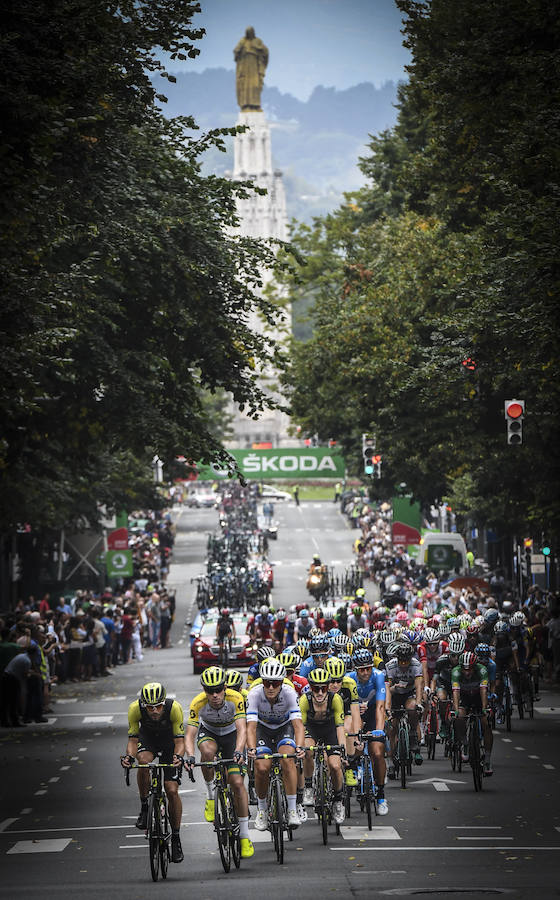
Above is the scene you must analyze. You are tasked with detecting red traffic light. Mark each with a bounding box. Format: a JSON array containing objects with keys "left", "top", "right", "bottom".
[
  {"left": 461, "top": 357, "right": 477, "bottom": 372},
  {"left": 505, "top": 401, "right": 524, "bottom": 419}
]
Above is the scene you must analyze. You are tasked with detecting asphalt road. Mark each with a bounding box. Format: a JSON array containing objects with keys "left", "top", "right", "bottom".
[{"left": 1, "top": 500, "right": 559, "bottom": 900}]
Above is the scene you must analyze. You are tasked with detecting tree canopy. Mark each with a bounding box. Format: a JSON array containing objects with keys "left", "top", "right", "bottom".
[
  {"left": 0, "top": 0, "right": 286, "bottom": 531},
  {"left": 279, "top": 0, "right": 559, "bottom": 540}
]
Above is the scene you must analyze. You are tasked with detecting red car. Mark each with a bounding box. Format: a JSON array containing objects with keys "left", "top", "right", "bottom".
[{"left": 191, "top": 612, "right": 255, "bottom": 675}]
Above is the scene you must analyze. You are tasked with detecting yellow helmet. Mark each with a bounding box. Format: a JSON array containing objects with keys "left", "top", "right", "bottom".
[
  {"left": 140, "top": 682, "right": 166, "bottom": 706},
  {"left": 277, "top": 652, "right": 298, "bottom": 671},
  {"left": 324, "top": 657, "right": 345, "bottom": 679},
  {"left": 201, "top": 666, "right": 226, "bottom": 690},
  {"left": 225, "top": 670, "right": 243, "bottom": 690},
  {"left": 372, "top": 651, "right": 383, "bottom": 669},
  {"left": 308, "top": 667, "right": 330, "bottom": 685}
]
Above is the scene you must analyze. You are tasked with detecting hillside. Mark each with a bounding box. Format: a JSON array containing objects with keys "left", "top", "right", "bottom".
[{"left": 155, "top": 68, "right": 400, "bottom": 222}]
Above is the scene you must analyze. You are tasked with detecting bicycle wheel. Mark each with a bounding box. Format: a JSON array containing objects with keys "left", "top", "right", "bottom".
[
  {"left": 398, "top": 727, "right": 408, "bottom": 789},
  {"left": 316, "top": 759, "right": 329, "bottom": 846},
  {"left": 147, "top": 795, "right": 160, "bottom": 882},
  {"left": 159, "top": 799, "right": 170, "bottom": 879},
  {"left": 344, "top": 781, "right": 351, "bottom": 819},
  {"left": 469, "top": 720, "right": 483, "bottom": 792},
  {"left": 226, "top": 788, "right": 241, "bottom": 869},
  {"left": 273, "top": 778, "right": 285, "bottom": 864},
  {"left": 504, "top": 687, "right": 512, "bottom": 732},
  {"left": 526, "top": 681, "right": 534, "bottom": 719},
  {"left": 427, "top": 707, "right": 437, "bottom": 760},
  {"left": 363, "top": 759, "right": 373, "bottom": 830},
  {"left": 215, "top": 786, "right": 231, "bottom": 873}
]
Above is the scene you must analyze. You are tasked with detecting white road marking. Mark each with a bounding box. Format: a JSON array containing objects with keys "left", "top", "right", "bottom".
[
  {"left": 101, "top": 696, "right": 125, "bottom": 701},
  {"left": 247, "top": 829, "right": 273, "bottom": 843},
  {"left": 0, "top": 819, "right": 18, "bottom": 832},
  {"left": 447, "top": 826, "right": 501, "bottom": 829},
  {"left": 49, "top": 777, "right": 59, "bottom": 783},
  {"left": 7, "top": 839, "right": 72, "bottom": 854},
  {"left": 433, "top": 782, "right": 450, "bottom": 791},
  {"left": 502, "top": 738, "right": 512, "bottom": 742},
  {"left": 529, "top": 755, "right": 540, "bottom": 759},
  {"left": 59, "top": 766, "right": 70, "bottom": 771},
  {"left": 70, "top": 756, "right": 79, "bottom": 761},
  {"left": 339, "top": 826, "right": 400, "bottom": 840},
  {"left": 82, "top": 716, "right": 113, "bottom": 723},
  {"left": 543, "top": 764, "right": 555, "bottom": 770},
  {"left": 34, "top": 790, "right": 47, "bottom": 796},
  {"left": 330, "top": 846, "right": 557, "bottom": 852},
  {"left": 19, "top": 809, "right": 31, "bottom": 815},
  {"left": 56, "top": 698, "right": 78, "bottom": 704},
  {"left": 412, "top": 777, "right": 465, "bottom": 785},
  {"left": 457, "top": 836, "right": 513, "bottom": 840},
  {"left": 514, "top": 746, "right": 525, "bottom": 751},
  {"left": 79, "top": 747, "right": 88, "bottom": 752},
  {"left": 119, "top": 845, "right": 145, "bottom": 850},
  {"left": 535, "top": 708, "right": 559, "bottom": 714}
]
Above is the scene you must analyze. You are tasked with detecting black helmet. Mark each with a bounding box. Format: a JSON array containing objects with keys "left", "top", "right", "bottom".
[{"left": 395, "top": 643, "right": 414, "bottom": 662}]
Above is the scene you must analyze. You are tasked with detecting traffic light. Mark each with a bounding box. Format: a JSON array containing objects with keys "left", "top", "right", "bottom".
[
  {"left": 372, "top": 454, "right": 382, "bottom": 478},
  {"left": 504, "top": 399, "right": 525, "bottom": 444},
  {"left": 362, "top": 433, "right": 376, "bottom": 475}
]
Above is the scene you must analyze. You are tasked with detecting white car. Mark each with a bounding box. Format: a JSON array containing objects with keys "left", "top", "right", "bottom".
[{"left": 261, "top": 485, "right": 293, "bottom": 502}]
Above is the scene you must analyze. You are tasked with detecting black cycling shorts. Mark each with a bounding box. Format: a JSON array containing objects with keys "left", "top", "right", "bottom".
[
  {"left": 197, "top": 726, "right": 240, "bottom": 773},
  {"left": 136, "top": 737, "right": 180, "bottom": 782},
  {"left": 304, "top": 719, "right": 340, "bottom": 755},
  {"left": 459, "top": 690, "right": 483, "bottom": 712},
  {"left": 390, "top": 691, "right": 415, "bottom": 710},
  {"left": 256, "top": 722, "right": 295, "bottom": 756}
]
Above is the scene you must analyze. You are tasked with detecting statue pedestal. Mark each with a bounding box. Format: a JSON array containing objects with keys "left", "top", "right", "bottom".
[{"left": 228, "top": 111, "right": 292, "bottom": 448}]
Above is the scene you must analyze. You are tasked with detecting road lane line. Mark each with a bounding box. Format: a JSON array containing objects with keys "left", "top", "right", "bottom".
[
  {"left": 446, "top": 826, "right": 502, "bottom": 829},
  {"left": 19, "top": 809, "right": 31, "bottom": 815},
  {"left": 34, "top": 790, "right": 47, "bottom": 796},
  {"left": 59, "top": 766, "right": 70, "bottom": 771},
  {"left": 529, "top": 755, "right": 539, "bottom": 759},
  {"left": 543, "top": 764, "right": 555, "bottom": 769},
  {"left": 49, "top": 777, "right": 59, "bottom": 783},
  {"left": 0, "top": 819, "right": 18, "bottom": 832},
  {"left": 329, "top": 846, "right": 558, "bottom": 852},
  {"left": 456, "top": 837, "right": 513, "bottom": 840}
]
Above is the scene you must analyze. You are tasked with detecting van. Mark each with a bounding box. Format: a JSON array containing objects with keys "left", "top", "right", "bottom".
[{"left": 415, "top": 532, "right": 468, "bottom": 574}]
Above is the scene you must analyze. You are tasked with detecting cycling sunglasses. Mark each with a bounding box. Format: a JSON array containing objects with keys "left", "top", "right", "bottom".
[
  {"left": 310, "top": 684, "right": 328, "bottom": 693},
  {"left": 204, "top": 686, "right": 225, "bottom": 695},
  {"left": 145, "top": 702, "right": 165, "bottom": 710},
  {"left": 328, "top": 677, "right": 343, "bottom": 684},
  {"left": 262, "top": 679, "right": 283, "bottom": 688}
]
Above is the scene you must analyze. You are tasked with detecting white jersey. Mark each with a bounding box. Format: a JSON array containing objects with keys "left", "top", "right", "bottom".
[{"left": 246, "top": 683, "right": 302, "bottom": 730}]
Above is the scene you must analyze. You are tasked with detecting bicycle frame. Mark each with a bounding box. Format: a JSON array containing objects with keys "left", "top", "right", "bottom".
[
  {"left": 195, "top": 758, "right": 241, "bottom": 873},
  {"left": 257, "top": 752, "right": 298, "bottom": 864},
  {"left": 124, "top": 761, "right": 185, "bottom": 882},
  {"left": 389, "top": 708, "right": 412, "bottom": 789}
]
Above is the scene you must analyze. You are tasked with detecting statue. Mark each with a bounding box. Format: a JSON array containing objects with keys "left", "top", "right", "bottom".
[{"left": 234, "top": 27, "right": 269, "bottom": 111}]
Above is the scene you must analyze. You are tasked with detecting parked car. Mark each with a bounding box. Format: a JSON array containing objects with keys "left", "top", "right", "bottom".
[
  {"left": 185, "top": 490, "right": 218, "bottom": 508},
  {"left": 190, "top": 610, "right": 255, "bottom": 674},
  {"left": 261, "top": 484, "right": 293, "bottom": 502}
]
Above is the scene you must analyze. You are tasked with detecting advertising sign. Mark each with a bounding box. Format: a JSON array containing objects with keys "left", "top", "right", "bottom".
[
  {"left": 106, "top": 550, "right": 133, "bottom": 578},
  {"left": 195, "top": 448, "right": 345, "bottom": 481},
  {"left": 107, "top": 527, "right": 129, "bottom": 551}
]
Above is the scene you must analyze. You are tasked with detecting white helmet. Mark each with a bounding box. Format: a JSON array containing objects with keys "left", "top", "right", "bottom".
[
  {"left": 510, "top": 611, "right": 525, "bottom": 627},
  {"left": 259, "top": 658, "right": 286, "bottom": 681},
  {"left": 448, "top": 633, "right": 466, "bottom": 654}
]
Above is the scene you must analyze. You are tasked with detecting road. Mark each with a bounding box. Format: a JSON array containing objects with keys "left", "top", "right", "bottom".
[{"left": 1, "top": 500, "right": 559, "bottom": 899}]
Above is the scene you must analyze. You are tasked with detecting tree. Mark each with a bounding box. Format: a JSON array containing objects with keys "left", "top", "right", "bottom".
[{"left": 0, "top": 0, "right": 286, "bottom": 531}]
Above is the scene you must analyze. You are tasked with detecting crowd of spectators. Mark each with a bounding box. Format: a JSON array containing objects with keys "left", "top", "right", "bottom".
[{"left": 0, "top": 509, "right": 176, "bottom": 728}]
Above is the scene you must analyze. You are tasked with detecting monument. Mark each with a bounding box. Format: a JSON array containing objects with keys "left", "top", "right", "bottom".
[{"left": 228, "top": 29, "right": 291, "bottom": 448}]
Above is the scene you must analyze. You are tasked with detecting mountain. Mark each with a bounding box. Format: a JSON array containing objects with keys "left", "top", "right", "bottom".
[{"left": 154, "top": 68, "right": 400, "bottom": 222}]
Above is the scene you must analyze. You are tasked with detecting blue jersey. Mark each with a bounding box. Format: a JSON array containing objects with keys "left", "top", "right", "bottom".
[
  {"left": 298, "top": 656, "right": 317, "bottom": 680},
  {"left": 485, "top": 658, "right": 497, "bottom": 683},
  {"left": 348, "top": 669, "right": 386, "bottom": 704}
]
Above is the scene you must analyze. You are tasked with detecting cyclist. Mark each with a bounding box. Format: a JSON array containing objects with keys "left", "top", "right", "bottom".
[
  {"left": 246, "top": 644, "right": 275, "bottom": 687},
  {"left": 253, "top": 604, "right": 274, "bottom": 643},
  {"left": 300, "top": 668, "right": 346, "bottom": 824},
  {"left": 418, "top": 627, "right": 449, "bottom": 742},
  {"left": 277, "top": 650, "right": 309, "bottom": 696},
  {"left": 385, "top": 642, "right": 424, "bottom": 771},
  {"left": 215, "top": 608, "right": 236, "bottom": 663},
  {"left": 295, "top": 608, "right": 315, "bottom": 641},
  {"left": 493, "top": 620, "right": 520, "bottom": 713},
  {"left": 451, "top": 651, "right": 493, "bottom": 776},
  {"left": 122, "top": 682, "right": 185, "bottom": 863},
  {"left": 325, "top": 655, "right": 362, "bottom": 788},
  {"left": 184, "top": 666, "right": 254, "bottom": 859},
  {"left": 271, "top": 609, "right": 288, "bottom": 651},
  {"left": 226, "top": 669, "right": 249, "bottom": 708},
  {"left": 299, "top": 634, "right": 331, "bottom": 679},
  {"left": 348, "top": 605, "right": 367, "bottom": 635},
  {"left": 246, "top": 657, "right": 305, "bottom": 830},
  {"left": 347, "top": 647, "right": 389, "bottom": 815},
  {"left": 430, "top": 632, "right": 465, "bottom": 741}
]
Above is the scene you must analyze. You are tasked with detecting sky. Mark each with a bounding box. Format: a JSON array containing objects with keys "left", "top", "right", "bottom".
[{"left": 168, "top": 0, "right": 411, "bottom": 101}]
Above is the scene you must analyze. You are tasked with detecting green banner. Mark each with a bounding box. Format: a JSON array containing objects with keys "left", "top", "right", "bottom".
[
  {"left": 195, "top": 448, "right": 345, "bottom": 481},
  {"left": 392, "top": 496, "right": 422, "bottom": 531},
  {"left": 106, "top": 549, "right": 133, "bottom": 578}
]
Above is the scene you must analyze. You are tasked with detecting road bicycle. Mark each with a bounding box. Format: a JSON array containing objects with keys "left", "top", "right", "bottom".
[
  {"left": 307, "top": 742, "right": 345, "bottom": 844},
  {"left": 518, "top": 668, "right": 535, "bottom": 719},
  {"left": 194, "top": 757, "right": 241, "bottom": 873},
  {"left": 465, "top": 710, "right": 486, "bottom": 792},
  {"left": 425, "top": 693, "right": 439, "bottom": 760},
  {"left": 124, "top": 759, "right": 189, "bottom": 881},
  {"left": 351, "top": 731, "right": 386, "bottom": 829},
  {"left": 258, "top": 752, "right": 297, "bottom": 864},
  {"left": 389, "top": 707, "right": 414, "bottom": 789},
  {"left": 496, "top": 669, "right": 513, "bottom": 731}
]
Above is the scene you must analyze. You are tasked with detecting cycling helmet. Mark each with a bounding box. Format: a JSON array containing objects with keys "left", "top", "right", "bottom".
[
  {"left": 387, "top": 641, "right": 401, "bottom": 659},
  {"left": 310, "top": 634, "right": 330, "bottom": 655},
  {"left": 379, "top": 629, "right": 394, "bottom": 646},
  {"left": 352, "top": 606, "right": 363, "bottom": 617},
  {"left": 324, "top": 657, "right": 345, "bottom": 680},
  {"left": 448, "top": 617, "right": 460, "bottom": 630},
  {"left": 494, "top": 621, "right": 510, "bottom": 634},
  {"left": 474, "top": 643, "right": 492, "bottom": 660},
  {"left": 461, "top": 651, "right": 476, "bottom": 670},
  {"left": 276, "top": 609, "right": 287, "bottom": 620},
  {"left": 372, "top": 650, "right": 383, "bottom": 668},
  {"left": 510, "top": 611, "right": 525, "bottom": 627},
  {"left": 355, "top": 587, "right": 366, "bottom": 599},
  {"left": 459, "top": 614, "right": 472, "bottom": 630},
  {"left": 296, "top": 638, "right": 310, "bottom": 658},
  {"left": 308, "top": 627, "right": 321, "bottom": 639},
  {"left": 352, "top": 648, "right": 373, "bottom": 667},
  {"left": 466, "top": 622, "right": 479, "bottom": 636},
  {"left": 332, "top": 632, "right": 350, "bottom": 652},
  {"left": 339, "top": 652, "right": 354, "bottom": 672},
  {"left": 288, "top": 612, "right": 297, "bottom": 624},
  {"left": 327, "top": 628, "right": 342, "bottom": 640},
  {"left": 225, "top": 670, "right": 243, "bottom": 690},
  {"left": 277, "top": 651, "right": 298, "bottom": 671},
  {"left": 140, "top": 682, "right": 166, "bottom": 706},
  {"left": 259, "top": 658, "right": 286, "bottom": 681},
  {"left": 257, "top": 645, "right": 276, "bottom": 662},
  {"left": 447, "top": 632, "right": 466, "bottom": 654},
  {"left": 200, "top": 666, "right": 226, "bottom": 690},
  {"left": 221, "top": 608, "right": 230, "bottom": 617},
  {"left": 352, "top": 632, "right": 366, "bottom": 649},
  {"left": 389, "top": 622, "right": 402, "bottom": 633},
  {"left": 300, "top": 609, "right": 310, "bottom": 618},
  {"left": 423, "top": 627, "right": 439, "bottom": 644},
  {"left": 260, "top": 604, "right": 269, "bottom": 615},
  {"left": 484, "top": 608, "right": 499, "bottom": 625},
  {"left": 438, "top": 622, "right": 451, "bottom": 638},
  {"left": 395, "top": 642, "right": 414, "bottom": 661},
  {"left": 396, "top": 611, "right": 409, "bottom": 623},
  {"left": 308, "top": 667, "right": 331, "bottom": 686}
]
